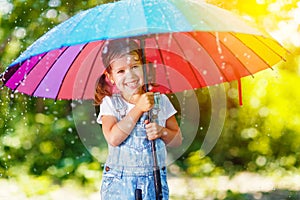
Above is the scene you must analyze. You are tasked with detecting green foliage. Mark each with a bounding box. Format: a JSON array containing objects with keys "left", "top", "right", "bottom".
[{"left": 0, "top": 0, "right": 115, "bottom": 182}]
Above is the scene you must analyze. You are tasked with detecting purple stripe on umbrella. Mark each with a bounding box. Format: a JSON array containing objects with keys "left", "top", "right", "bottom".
[
  {"left": 16, "top": 48, "right": 67, "bottom": 95},
  {"left": 5, "top": 53, "right": 46, "bottom": 90},
  {"left": 33, "top": 44, "right": 84, "bottom": 99}
]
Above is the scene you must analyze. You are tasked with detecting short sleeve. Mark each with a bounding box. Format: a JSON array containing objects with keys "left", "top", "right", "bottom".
[
  {"left": 157, "top": 94, "right": 177, "bottom": 127},
  {"left": 161, "top": 94, "right": 177, "bottom": 119},
  {"left": 97, "top": 96, "right": 117, "bottom": 124}
]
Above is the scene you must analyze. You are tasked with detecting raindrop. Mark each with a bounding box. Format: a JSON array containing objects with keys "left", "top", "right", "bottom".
[
  {"left": 48, "top": 0, "right": 61, "bottom": 7},
  {"left": 215, "top": 32, "right": 223, "bottom": 54},
  {"left": 202, "top": 70, "right": 207, "bottom": 75},
  {"left": 256, "top": 156, "right": 267, "bottom": 166},
  {"left": 13, "top": 27, "right": 26, "bottom": 39},
  {"left": 70, "top": 102, "right": 77, "bottom": 108},
  {"left": 221, "top": 62, "right": 226, "bottom": 69},
  {"left": 67, "top": 128, "right": 73, "bottom": 133},
  {"left": 46, "top": 9, "right": 57, "bottom": 19},
  {"left": 102, "top": 46, "right": 108, "bottom": 54},
  {"left": 167, "top": 34, "right": 173, "bottom": 47},
  {"left": 244, "top": 53, "right": 251, "bottom": 59},
  {"left": 67, "top": 115, "right": 73, "bottom": 121},
  {"left": 0, "top": 1, "right": 13, "bottom": 15}
]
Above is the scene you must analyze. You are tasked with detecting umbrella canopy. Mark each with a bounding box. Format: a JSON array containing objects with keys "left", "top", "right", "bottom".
[{"left": 1, "top": 0, "right": 287, "bottom": 100}]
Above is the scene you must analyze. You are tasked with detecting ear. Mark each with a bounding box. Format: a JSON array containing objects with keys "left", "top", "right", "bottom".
[{"left": 105, "top": 72, "right": 115, "bottom": 84}]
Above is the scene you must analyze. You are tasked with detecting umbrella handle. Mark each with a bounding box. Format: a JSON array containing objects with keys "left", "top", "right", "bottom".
[
  {"left": 135, "top": 189, "right": 142, "bottom": 200},
  {"left": 151, "top": 140, "right": 163, "bottom": 200},
  {"left": 140, "top": 38, "right": 163, "bottom": 200}
]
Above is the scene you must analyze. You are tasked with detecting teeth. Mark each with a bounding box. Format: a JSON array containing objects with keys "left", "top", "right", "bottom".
[{"left": 127, "top": 82, "right": 137, "bottom": 87}]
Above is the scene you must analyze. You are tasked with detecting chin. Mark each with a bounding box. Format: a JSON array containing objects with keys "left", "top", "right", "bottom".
[{"left": 127, "top": 87, "right": 142, "bottom": 95}]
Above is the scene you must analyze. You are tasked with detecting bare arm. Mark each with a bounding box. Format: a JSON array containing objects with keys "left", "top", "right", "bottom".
[
  {"left": 101, "top": 92, "right": 154, "bottom": 146},
  {"left": 101, "top": 106, "right": 143, "bottom": 146}
]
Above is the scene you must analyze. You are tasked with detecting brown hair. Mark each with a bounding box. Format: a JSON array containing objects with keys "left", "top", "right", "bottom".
[{"left": 94, "top": 39, "right": 142, "bottom": 105}]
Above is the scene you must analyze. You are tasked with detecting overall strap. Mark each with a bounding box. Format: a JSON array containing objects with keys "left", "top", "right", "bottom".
[{"left": 111, "top": 93, "right": 128, "bottom": 121}]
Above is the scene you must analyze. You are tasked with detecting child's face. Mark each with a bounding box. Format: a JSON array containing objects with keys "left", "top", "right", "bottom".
[{"left": 109, "top": 52, "right": 144, "bottom": 96}]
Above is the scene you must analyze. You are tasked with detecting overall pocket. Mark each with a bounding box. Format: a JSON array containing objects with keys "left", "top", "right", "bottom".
[{"left": 101, "top": 166, "right": 122, "bottom": 194}]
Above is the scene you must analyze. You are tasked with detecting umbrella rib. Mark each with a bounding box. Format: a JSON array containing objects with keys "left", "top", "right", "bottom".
[
  {"left": 229, "top": 32, "right": 273, "bottom": 74},
  {"left": 253, "top": 35, "right": 288, "bottom": 62},
  {"left": 154, "top": 35, "right": 173, "bottom": 92},
  {"left": 12, "top": 53, "right": 48, "bottom": 92},
  {"left": 173, "top": 33, "right": 204, "bottom": 88},
  {"left": 80, "top": 41, "right": 106, "bottom": 99},
  {"left": 190, "top": 32, "right": 238, "bottom": 83},
  {"left": 210, "top": 32, "right": 254, "bottom": 79},
  {"left": 31, "top": 47, "right": 69, "bottom": 97},
  {"left": 55, "top": 43, "right": 89, "bottom": 100},
  {"left": 101, "top": 2, "right": 122, "bottom": 39}
]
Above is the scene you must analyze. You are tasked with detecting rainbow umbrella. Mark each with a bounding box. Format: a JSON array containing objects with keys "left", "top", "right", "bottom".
[{"left": 0, "top": 0, "right": 287, "bottom": 104}]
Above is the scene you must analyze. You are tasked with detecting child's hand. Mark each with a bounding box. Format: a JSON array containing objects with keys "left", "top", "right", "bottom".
[
  {"left": 144, "top": 120, "right": 164, "bottom": 140},
  {"left": 133, "top": 92, "right": 154, "bottom": 112}
]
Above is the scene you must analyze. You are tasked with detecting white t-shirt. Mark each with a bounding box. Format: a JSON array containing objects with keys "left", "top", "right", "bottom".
[{"left": 97, "top": 94, "right": 177, "bottom": 127}]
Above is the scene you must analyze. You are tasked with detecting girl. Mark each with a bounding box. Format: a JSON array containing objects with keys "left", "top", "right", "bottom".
[{"left": 95, "top": 39, "right": 182, "bottom": 200}]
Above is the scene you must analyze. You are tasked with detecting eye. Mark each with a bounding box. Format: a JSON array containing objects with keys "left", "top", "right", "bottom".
[
  {"left": 132, "top": 65, "right": 141, "bottom": 69},
  {"left": 117, "top": 69, "right": 125, "bottom": 74}
]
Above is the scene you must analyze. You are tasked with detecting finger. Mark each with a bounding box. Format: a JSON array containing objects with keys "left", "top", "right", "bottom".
[
  {"left": 147, "top": 134, "right": 156, "bottom": 141},
  {"left": 145, "top": 122, "right": 155, "bottom": 129}
]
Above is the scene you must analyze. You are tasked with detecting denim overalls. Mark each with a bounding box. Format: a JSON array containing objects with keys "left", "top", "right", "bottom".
[{"left": 101, "top": 93, "right": 169, "bottom": 200}]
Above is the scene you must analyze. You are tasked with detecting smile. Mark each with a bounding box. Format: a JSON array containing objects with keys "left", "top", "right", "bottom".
[{"left": 125, "top": 81, "right": 139, "bottom": 88}]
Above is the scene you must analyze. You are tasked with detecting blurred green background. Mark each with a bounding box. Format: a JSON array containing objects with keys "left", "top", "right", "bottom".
[{"left": 0, "top": 0, "right": 300, "bottom": 199}]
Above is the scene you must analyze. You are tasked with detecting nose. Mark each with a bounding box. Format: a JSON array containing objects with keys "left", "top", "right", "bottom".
[{"left": 125, "top": 68, "right": 136, "bottom": 78}]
